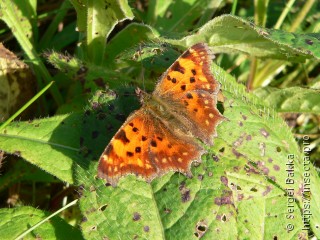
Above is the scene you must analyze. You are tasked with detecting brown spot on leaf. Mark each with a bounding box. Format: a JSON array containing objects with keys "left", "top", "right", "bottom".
[
  {"left": 237, "top": 194, "right": 244, "bottom": 201},
  {"left": 212, "top": 155, "right": 219, "bottom": 162},
  {"left": 214, "top": 195, "right": 233, "bottom": 205},
  {"left": 260, "top": 128, "right": 269, "bottom": 138},
  {"left": 262, "top": 167, "right": 269, "bottom": 175},
  {"left": 179, "top": 182, "right": 191, "bottom": 203},
  {"left": 273, "top": 165, "right": 280, "bottom": 171},
  {"left": 164, "top": 208, "right": 171, "bottom": 214},
  {"left": 305, "top": 39, "right": 313, "bottom": 45},
  {"left": 233, "top": 133, "right": 246, "bottom": 147},
  {"left": 262, "top": 186, "right": 272, "bottom": 196},
  {"left": 133, "top": 212, "right": 141, "bottom": 221},
  {"left": 232, "top": 148, "right": 243, "bottom": 159},
  {"left": 220, "top": 176, "right": 228, "bottom": 186}
]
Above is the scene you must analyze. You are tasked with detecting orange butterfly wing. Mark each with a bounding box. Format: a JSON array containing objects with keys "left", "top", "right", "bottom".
[
  {"left": 153, "top": 43, "right": 224, "bottom": 145},
  {"left": 98, "top": 109, "right": 203, "bottom": 186}
]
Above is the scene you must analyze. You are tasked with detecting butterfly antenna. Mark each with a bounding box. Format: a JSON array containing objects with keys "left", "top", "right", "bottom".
[{"left": 138, "top": 44, "right": 146, "bottom": 91}]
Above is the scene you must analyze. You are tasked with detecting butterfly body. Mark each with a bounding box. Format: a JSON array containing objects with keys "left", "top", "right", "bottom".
[
  {"left": 138, "top": 89, "right": 192, "bottom": 136},
  {"left": 98, "top": 43, "right": 224, "bottom": 186}
]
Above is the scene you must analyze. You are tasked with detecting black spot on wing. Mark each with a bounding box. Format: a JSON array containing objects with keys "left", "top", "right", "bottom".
[
  {"left": 115, "top": 129, "right": 130, "bottom": 144},
  {"left": 186, "top": 93, "right": 193, "bottom": 99},
  {"left": 127, "top": 151, "right": 134, "bottom": 157},
  {"left": 151, "top": 140, "right": 157, "bottom": 147},
  {"left": 171, "top": 61, "right": 185, "bottom": 74},
  {"left": 135, "top": 147, "right": 141, "bottom": 153}
]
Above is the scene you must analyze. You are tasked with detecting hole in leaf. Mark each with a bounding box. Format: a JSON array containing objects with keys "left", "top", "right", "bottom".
[
  {"left": 250, "top": 187, "right": 258, "bottom": 192},
  {"left": 99, "top": 204, "right": 108, "bottom": 212},
  {"left": 194, "top": 220, "right": 208, "bottom": 238},
  {"left": 90, "top": 226, "right": 97, "bottom": 231},
  {"left": 197, "top": 225, "right": 206, "bottom": 231}
]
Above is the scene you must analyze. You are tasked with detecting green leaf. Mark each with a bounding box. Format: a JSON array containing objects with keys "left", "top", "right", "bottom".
[
  {"left": 38, "top": 1, "right": 73, "bottom": 50},
  {"left": 0, "top": 206, "right": 83, "bottom": 239},
  {"left": 167, "top": 14, "right": 319, "bottom": 62},
  {"left": 47, "top": 52, "right": 135, "bottom": 91},
  {"left": 213, "top": 64, "right": 320, "bottom": 238},
  {"left": 0, "top": 114, "right": 82, "bottom": 184},
  {"left": 103, "top": 23, "right": 159, "bottom": 66},
  {"left": 70, "top": 0, "right": 134, "bottom": 64},
  {"left": 146, "top": 0, "right": 223, "bottom": 34},
  {"left": 0, "top": 160, "right": 57, "bottom": 192},
  {"left": 254, "top": 86, "right": 320, "bottom": 113}
]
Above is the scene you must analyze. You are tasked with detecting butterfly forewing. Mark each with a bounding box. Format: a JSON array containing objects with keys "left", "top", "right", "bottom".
[
  {"left": 154, "top": 43, "right": 219, "bottom": 96},
  {"left": 98, "top": 110, "right": 157, "bottom": 186},
  {"left": 154, "top": 43, "right": 224, "bottom": 144}
]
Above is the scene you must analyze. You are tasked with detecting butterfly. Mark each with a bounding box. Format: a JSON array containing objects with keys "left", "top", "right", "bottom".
[{"left": 97, "top": 43, "right": 224, "bottom": 186}]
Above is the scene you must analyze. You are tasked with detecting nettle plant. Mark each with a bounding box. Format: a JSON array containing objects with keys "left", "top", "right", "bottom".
[{"left": 0, "top": 1, "right": 319, "bottom": 239}]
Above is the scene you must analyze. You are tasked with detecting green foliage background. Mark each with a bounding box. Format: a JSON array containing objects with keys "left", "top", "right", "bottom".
[{"left": 0, "top": 0, "right": 319, "bottom": 239}]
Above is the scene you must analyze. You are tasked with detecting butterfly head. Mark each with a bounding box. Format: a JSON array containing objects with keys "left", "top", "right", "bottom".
[{"left": 135, "top": 87, "right": 152, "bottom": 104}]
